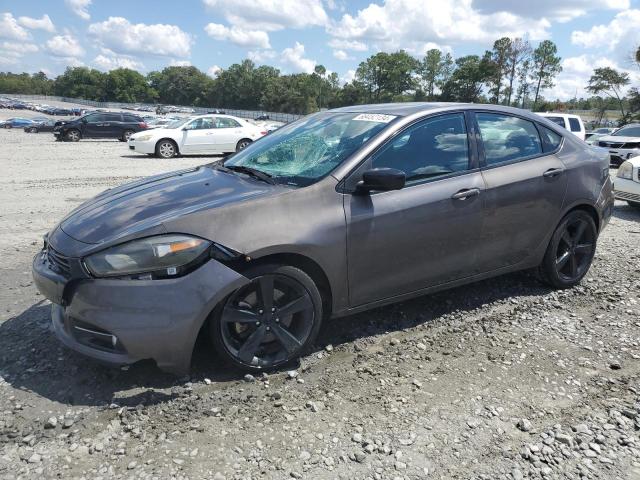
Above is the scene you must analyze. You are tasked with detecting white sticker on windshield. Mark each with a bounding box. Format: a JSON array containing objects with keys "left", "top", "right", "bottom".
[{"left": 353, "top": 113, "right": 397, "bottom": 123}]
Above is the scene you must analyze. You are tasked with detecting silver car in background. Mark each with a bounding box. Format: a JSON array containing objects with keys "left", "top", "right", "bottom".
[{"left": 32, "top": 103, "right": 614, "bottom": 374}]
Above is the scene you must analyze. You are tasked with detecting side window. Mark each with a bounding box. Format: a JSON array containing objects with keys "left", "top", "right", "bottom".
[
  {"left": 216, "top": 117, "right": 241, "bottom": 128},
  {"left": 568, "top": 117, "right": 581, "bottom": 132},
  {"left": 546, "top": 116, "right": 566, "bottom": 128},
  {"left": 187, "top": 118, "right": 214, "bottom": 130},
  {"left": 539, "top": 126, "right": 562, "bottom": 152},
  {"left": 123, "top": 115, "right": 139, "bottom": 123},
  {"left": 476, "top": 113, "right": 542, "bottom": 165},
  {"left": 371, "top": 113, "right": 470, "bottom": 184}
]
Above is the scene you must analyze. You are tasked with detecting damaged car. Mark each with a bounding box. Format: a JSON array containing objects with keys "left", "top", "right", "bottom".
[{"left": 32, "top": 103, "right": 614, "bottom": 374}]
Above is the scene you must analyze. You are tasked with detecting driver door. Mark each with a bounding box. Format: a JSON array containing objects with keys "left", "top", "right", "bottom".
[
  {"left": 344, "top": 112, "right": 485, "bottom": 307},
  {"left": 181, "top": 117, "right": 216, "bottom": 153}
]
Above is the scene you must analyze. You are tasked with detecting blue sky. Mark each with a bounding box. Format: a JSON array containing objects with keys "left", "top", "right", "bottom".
[{"left": 1, "top": 0, "right": 639, "bottom": 100}]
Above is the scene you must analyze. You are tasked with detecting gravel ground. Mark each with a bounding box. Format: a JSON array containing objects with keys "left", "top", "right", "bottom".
[{"left": 0, "top": 123, "right": 639, "bottom": 480}]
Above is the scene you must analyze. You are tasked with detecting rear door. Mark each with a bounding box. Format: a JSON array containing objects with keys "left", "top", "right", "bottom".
[
  {"left": 473, "top": 111, "right": 568, "bottom": 272},
  {"left": 210, "top": 117, "right": 244, "bottom": 152}
]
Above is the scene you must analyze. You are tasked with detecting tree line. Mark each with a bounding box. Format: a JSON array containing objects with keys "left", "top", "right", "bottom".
[{"left": 0, "top": 39, "right": 638, "bottom": 122}]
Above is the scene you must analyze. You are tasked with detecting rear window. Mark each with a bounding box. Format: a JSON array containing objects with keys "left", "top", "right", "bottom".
[
  {"left": 539, "top": 126, "right": 563, "bottom": 152},
  {"left": 568, "top": 117, "right": 581, "bottom": 132},
  {"left": 123, "top": 115, "right": 141, "bottom": 122},
  {"left": 105, "top": 113, "right": 122, "bottom": 121}
]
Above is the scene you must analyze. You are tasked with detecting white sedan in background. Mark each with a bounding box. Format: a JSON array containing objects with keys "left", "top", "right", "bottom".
[
  {"left": 128, "top": 115, "right": 268, "bottom": 158},
  {"left": 615, "top": 155, "right": 640, "bottom": 209}
]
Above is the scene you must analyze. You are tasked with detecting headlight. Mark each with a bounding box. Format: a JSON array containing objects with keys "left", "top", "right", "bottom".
[
  {"left": 617, "top": 161, "right": 634, "bottom": 180},
  {"left": 135, "top": 134, "right": 153, "bottom": 142},
  {"left": 84, "top": 234, "right": 211, "bottom": 278}
]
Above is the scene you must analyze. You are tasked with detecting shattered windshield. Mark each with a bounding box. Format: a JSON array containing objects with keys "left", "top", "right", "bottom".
[{"left": 223, "top": 112, "right": 396, "bottom": 186}]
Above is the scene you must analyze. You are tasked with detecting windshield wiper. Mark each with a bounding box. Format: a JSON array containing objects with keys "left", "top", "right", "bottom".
[{"left": 223, "top": 165, "right": 276, "bottom": 184}]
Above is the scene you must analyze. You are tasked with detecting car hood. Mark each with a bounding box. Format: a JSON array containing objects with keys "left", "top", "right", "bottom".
[
  {"left": 597, "top": 135, "right": 640, "bottom": 143},
  {"left": 59, "top": 165, "right": 282, "bottom": 245}
]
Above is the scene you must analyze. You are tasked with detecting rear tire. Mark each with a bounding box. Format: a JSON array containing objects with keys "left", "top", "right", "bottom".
[
  {"left": 628, "top": 201, "right": 640, "bottom": 209},
  {"left": 29, "top": 127, "right": 38, "bottom": 133},
  {"left": 155, "top": 139, "right": 177, "bottom": 158},
  {"left": 538, "top": 210, "right": 597, "bottom": 289},
  {"left": 121, "top": 129, "right": 134, "bottom": 142},
  {"left": 210, "top": 264, "right": 323, "bottom": 372},
  {"left": 236, "top": 138, "right": 252, "bottom": 152},
  {"left": 65, "top": 129, "right": 80, "bottom": 142}
]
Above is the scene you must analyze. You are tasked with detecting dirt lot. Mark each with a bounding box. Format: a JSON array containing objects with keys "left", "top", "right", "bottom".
[{"left": 0, "top": 124, "right": 639, "bottom": 480}]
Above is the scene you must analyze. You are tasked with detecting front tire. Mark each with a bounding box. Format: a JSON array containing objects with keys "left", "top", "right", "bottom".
[
  {"left": 236, "top": 138, "right": 252, "bottom": 152},
  {"left": 210, "top": 264, "right": 323, "bottom": 372},
  {"left": 156, "top": 139, "right": 177, "bottom": 158},
  {"left": 29, "top": 127, "right": 38, "bottom": 133},
  {"left": 65, "top": 129, "right": 80, "bottom": 142},
  {"left": 538, "top": 210, "right": 597, "bottom": 289}
]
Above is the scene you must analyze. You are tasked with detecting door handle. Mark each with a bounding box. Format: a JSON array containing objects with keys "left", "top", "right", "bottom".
[
  {"left": 543, "top": 168, "right": 564, "bottom": 178},
  {"left": 451, "top": 188, "right": 480, "bottom": 200},
  {"left": 205, "top": 132, "right": 215, "bottom": 135}
]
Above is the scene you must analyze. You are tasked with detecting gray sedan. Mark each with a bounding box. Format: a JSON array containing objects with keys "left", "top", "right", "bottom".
[{"left": 32, "top": 103, "right": 614, "bottom": 374}]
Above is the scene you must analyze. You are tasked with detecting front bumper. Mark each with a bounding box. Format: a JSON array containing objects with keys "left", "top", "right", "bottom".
[
  {"left": 32, "top": 251, "right": 249, "bottom": 374},
  {"left": 604, "top": 148, "right": 639, "bottom": 166},
  {"left": 614, "top": 177, "right": 640, "bottom": 203},
  {"left": 127, "top": 138, "right": 156, "bottom": 154}
]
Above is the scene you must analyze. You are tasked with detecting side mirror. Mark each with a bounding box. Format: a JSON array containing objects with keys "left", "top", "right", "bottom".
[{"left": 356, "top": 168, "right": 406, "bottom": 194}]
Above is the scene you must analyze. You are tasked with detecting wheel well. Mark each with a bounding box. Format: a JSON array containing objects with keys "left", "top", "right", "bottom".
[
  {"left": 237, "top": 138, "right": 252, "bottom": 148},
  {"left": 568, "top": 204, "right": 600, "bottom": 232},
  {"left": 248, "top": 253, "right": 333, "bottom": 317},
  {"left": 156, "top": 138, "right": 179, "bottom": 153}
]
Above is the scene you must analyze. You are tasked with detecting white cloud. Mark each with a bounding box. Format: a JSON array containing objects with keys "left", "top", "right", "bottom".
[
  {"left": 571, "top": 9, "right": 640, "bottom": 57},
  {"left": 207, "top": 65, "right": 222, "bottom": 77},
  {"left": 327, "top": 0, "right": 550, "bottom": 52},
  {"left": 248, "top": 49, "right": 277, "bottom": 62},
  {"left": 280, "top": 42, "right": 316, "bottom": 73},
  {"left": 204, "top": 23, "right": 270, "bottom": 48},
  {"left": 94, "top": 53, "right": 144, "bottom": 71},
  {"left": 45, "top": 34, "right": 85, "bottom": 58},
  {"left": 203, "top": 0, "right": 329, "bottom": 31},
  {"left": 65, "top": 0, "right": 92, "bottom": 20},
  {"left": 18, "top": 14, "right": 55, "bottom": 32},
  {"left": 473, "top": 0, "right": 629, "bottom": 22},
  {"left": 333, "top": 49, "right": 350, "bottom": 60},
  {"left": 341, "top": 69, "right": 356, "bottom": 84},
  {"left": 0, "top": 55, "right": 18, "bottom": 65},
  {"left": 88, "top": 17, "right": 192, "bottom": 58},
  {"left": 53, "top": 56, "right": 85, "bottom": 68},
  {"left": 169, "top": 59, "right": 192, "bottom": 67},
  {"left": 328, "top": 38, "right": 368, "bottom": 51},
  {"left": 0, "top": 13, "right": 30, "bottom": 41},
  {"left": 1, "top": 42, "right": 38, "bottom": 53},
  {"left": 545, "top": 54, "right": 640, "bottom": 100}
]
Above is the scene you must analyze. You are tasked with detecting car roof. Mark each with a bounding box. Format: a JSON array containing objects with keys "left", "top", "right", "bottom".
[
  {"left": 328, "top": 102, "right": 561, "bottom": 124},
  {"left": 538, "top": 112, "right": 581, "bottom": 119}
]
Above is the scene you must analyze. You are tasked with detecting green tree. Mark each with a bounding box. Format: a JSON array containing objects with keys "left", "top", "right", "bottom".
[
  {"left": 505, "top": 38, "right": 531, "bottom": 106},
  {"left": 419, "top": 49, "right": 454, "bottom": 100},
  {"left": 53, "top": 67, "right": 107, "bottom": 100},
  {"left": 105, "top": 68, "right": 156, "bottom": 103},
  {"left": 147, "top": 66, "right": 214, "bottom": 106},
  {"left": 488, "top": 37, "right": 512, "bottom": 103},
  {"left": 586, "top": 67, "right": 630, "bottom": 117},
  {"left": 531, "top": 40, "right": 562, "bottom": 110},
  {"left": 441, "top": 55, "right": 495, "bottom": 102},
  {"left": 355, "top": 51, "right": 419, "bottom": 102},
  {"left": 515, "top": 59, "right": 532, "bottom": 108}
]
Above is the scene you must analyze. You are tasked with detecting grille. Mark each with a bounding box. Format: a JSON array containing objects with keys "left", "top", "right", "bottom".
[
  {"left": 614, "top": 190, "right": 640, "bottom": 202},
  {"left": 599, "top": 141, "right": 624, "bottom": 148},
  {"left": 46, "top": 246, "right": 71, "bottom": 277}
]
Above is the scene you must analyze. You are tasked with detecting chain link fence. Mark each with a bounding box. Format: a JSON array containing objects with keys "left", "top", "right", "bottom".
[{"left": 2, "top": 94, "right": 303, "bottom": 123}]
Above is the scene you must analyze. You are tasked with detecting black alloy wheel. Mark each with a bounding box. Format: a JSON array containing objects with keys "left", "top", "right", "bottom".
[
  {"left": 211, "top": 265, "right": 322, "bottom": 371},
  {"left": 539, "top": 210, "right": 597, "bottom": 288}
]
